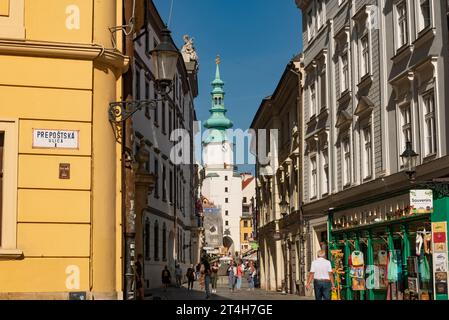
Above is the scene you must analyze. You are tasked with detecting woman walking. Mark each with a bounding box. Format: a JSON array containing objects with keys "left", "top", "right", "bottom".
[
  {"left": 186, "top": 264, "right": 195, "bottom": 290},
  {"left": 227, "top": 261, "right": 237, "bottom": 292},
  {"left": 247, "top": 262, "right": 256, "bottom": 291},
  {"left": 211, "top": 261, "right": 220, "bottom": 294},
  {"left": 236, "top": 261, "right": 243, "bottom": 290}
]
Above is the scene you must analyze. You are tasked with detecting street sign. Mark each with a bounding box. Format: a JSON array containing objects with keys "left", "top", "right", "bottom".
[{"left": 33, "top": 129, "right": 79, "bottom": 149}]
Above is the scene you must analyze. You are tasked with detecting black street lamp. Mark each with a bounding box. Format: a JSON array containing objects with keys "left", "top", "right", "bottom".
[
  {"left": 400, "top": 141, "right": 419, "bottom": 181},
  {"left": 279, "top": 199, "right": 289, "bottom": 217},
  {"left": 109, "top": 27, "right": 179, "bottom": 123},
  {"left": 401, "top": 142, "right": 449, "bottom": 197}
]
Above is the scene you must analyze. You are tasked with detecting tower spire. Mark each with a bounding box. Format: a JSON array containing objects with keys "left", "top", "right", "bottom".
[{"left": 203, "top": 56, "right": 233, "bottom": 144}]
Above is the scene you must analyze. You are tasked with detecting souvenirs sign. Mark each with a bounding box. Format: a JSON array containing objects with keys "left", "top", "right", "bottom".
[
  {"left": 33, "top": 129, "right": 79, "bottom": 149},
  {"left": 410, "top": 189, "right": 433, "bottom": 214}
]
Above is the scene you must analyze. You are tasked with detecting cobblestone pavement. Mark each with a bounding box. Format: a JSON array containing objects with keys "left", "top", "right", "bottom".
[{"left": 145, "top": 281, "right": 313, "bottom": 300}]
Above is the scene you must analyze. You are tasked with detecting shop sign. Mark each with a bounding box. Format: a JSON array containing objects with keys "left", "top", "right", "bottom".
[
  {"left": 33, "top": 129, "right": 79, "bottom": 149},
  {"left": 410, "top": 189, "right": 433, "bottom": 214}
]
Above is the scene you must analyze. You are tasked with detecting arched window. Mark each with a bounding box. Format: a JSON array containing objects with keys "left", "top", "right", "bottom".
[
  {"left": 144, "top": 218, "right": 150, "bottom": 260},
  {"left": 154, "top": 220, "right": 159, "bottom": 260},
  {"left": 214, "top": 97, "right": 218, "bottom": 105},
  {"left": 218, "top": 97, "right": 222, "bottom": 105},
  {"left": 162, "top": 223, "right": 167, "bottom": 261}
]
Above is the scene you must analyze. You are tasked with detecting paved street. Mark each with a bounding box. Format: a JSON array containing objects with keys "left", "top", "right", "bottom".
[{"left": 145, "top": 280, "right": 312, "bottom": 300}]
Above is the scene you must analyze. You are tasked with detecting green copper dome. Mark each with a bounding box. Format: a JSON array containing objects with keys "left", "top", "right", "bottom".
[{"left": 203, "top": 56, "right": 233, "bottom": 144}]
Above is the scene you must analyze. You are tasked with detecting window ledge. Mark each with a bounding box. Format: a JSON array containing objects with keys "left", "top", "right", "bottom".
[
  {"left": 423, "top": 153, "right": 437, "bottom": 163},
  {"left": 392, "top": 44, "right": 412, "bottom": 62},
  {"left": 338, "top": 90, "right": 352, "bottom": 104},
  {"left": 0, "top": 249, "right": 23, "bottom": 259},
  {"left": 413, "top": 27, "right": 436, "bottom": 48},
  {"left": 357, "top": 74, "right": 373, "bottom": 89}
]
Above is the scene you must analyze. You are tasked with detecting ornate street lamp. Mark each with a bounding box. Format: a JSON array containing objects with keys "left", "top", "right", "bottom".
[
  {"left": 279, "top": 198, "right": 289, "bottom": 217},
  {"left": 109, "top": 27, "right": 179, "bottom": 123},
  {"left": 400, "top": 141, "right": 419, "bottom": 181}
]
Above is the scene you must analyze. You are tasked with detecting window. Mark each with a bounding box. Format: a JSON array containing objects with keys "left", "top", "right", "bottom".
[
  {"left": 243, "top": 197, "right": 247, "bottom": 203},
  {"left": 341, "top": 52, "right": 349, "bottom": 92},
  {"left": 244, "top": 221, "right": 248, "bottom": 228},
  {"left": 162, "top": 165, "right": 167, "bottom": 201},
  {"left": 396, "top": 1, "right": 408, "bottom": 48},
  {"left": 400, "top": 104, "right": 412, "bottom": 159},
  {"left": 162, "top": 223, "right": 167, "bottom": 261},
  {"left": 169, "top": 108, "right": 172, "bottom": 135},
  {"left": 145, "top": 28, "right": 150, "bottom": 53},
  {"left": 225, "top": 198, "right": 228, "bottom": 203},
  {"left": 135, "top": 65, "right": 141, "bottom": 99},
  {"left": 362, "top": 127, "right": 373, "bottom": 179},
  {"left": 154, "top": 159, "right": 159, "bottom": 198},
  {"left": 317, "top": 0, "right": 323, "bottom": 30},
  {"left": 153, "top": 83, "right": 159, "bottom": 125},
  {"left": 169, "top": 170, "right": 173, "bottom": 204},
  {"left": 144, "top": 219, "right": 150, "bottom": 260},
  {"left": 225, "top": 221, "right": 229, "bottom": 226},
  {"left": 154, "top": 221, "right": 159, "bottom": 260},
  {"left": 145, "top": 80, "right": 150, "bottom": 118},
  {"left": 307, "top": 8, "right": 315, "bottom": 41},
  {"left": 343, "top": 137, "right": 351, "bottom": 186},
  {"left": 225, "top": 210, "right": 229, "bottom": 216},
  {"left": 418, "top": 0, "right": 431, "bottom": 32},
  {"left": 244, "top": 233, "right": 248, "bottom": 241},
  {"left": 360, "top": 34, "right": 370, "bottom": 77},
  {"left": 225, "top": 187, "right": 228, "bottom": 193},
  {"left": 322, "top": 149, "right": 329, "bottom": 195},
  {"left": 310, "top": 83, "right": 317, "bottom": 117},
  {"left": 320, "top": 67, "right": 326, "bottom": 109},
  {"left": 423, "top": 92, "right": 436, "bottom": 156},
  {"left": 310, "top": 155, "right": 317, "bottom": 198},
  {"left": 162, "top": 101, "right": 167, "bottom": 134}
]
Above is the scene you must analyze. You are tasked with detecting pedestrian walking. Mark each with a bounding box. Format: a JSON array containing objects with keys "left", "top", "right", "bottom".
[
  {"left": 211, "top": 261, "right": 220, "bottom": 293},
  {"left": 186, "top": 264, "right": 195, "bottom": 290},
  {"left": 175, "top": 264, "right": 183, "bottom": 288},
  {"left": 202, "top": 258, "right": 212, "bottom": 299},
  {"left": 227, "top": 261, "right": 237, "bottom": 292},
  {"left": 306, "top": 250, "right": 335, "bottom": 300},
  {"left": 135, "top": 254, "right": 144, "bottom": 300},
  {"left": 236, "top": 261, "right": 243, "bottom": 290},
  {"left": 161, "top": 265, "right": 171, "bottom": 292},
  {"left": 247, "top": 261, "right": 256, "bottom": 291},
  {"left": 195, "top": 262, "right": 201, "bottom": 281}
]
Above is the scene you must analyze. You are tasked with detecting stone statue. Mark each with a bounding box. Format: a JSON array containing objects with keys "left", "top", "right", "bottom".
[
  {"left": 181, "top": 35, "right": 198, "bottom": 63},
  {"left": 135, "top": 139, "right": 149, "bottom": 174}
]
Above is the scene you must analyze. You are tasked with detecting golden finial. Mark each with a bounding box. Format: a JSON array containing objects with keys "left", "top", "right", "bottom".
[{"left": 216, "top": 55, "right": 220, "bottom": 65}]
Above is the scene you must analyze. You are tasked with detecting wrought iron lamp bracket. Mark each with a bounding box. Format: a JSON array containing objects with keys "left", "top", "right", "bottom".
[
  {"left": 414, "top": 179, "right": 449, "bottom": 198},
  {"left": 109, "top": 98, "right": 164, "bottom": 123}
]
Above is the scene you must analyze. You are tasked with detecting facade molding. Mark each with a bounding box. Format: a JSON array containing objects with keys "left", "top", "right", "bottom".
[{"left": 0, "top": 39, "right": 130, "bottom": 72}]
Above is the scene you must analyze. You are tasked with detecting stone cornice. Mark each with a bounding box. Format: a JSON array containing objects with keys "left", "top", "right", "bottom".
[{"left": 0, "top": 39, "right": 129, "bottom": 73}]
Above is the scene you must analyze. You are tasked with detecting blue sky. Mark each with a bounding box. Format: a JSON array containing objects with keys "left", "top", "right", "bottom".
[{"left": 153, "top": 0, "right": 303, "bottom": 172}]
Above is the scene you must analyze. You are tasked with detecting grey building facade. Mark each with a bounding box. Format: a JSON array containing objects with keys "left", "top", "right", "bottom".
[{"left": 297, "top": 0, "right": 449, "bottom": 297}]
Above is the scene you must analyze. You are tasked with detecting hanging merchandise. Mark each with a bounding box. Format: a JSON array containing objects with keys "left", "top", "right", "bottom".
[
  {"left": 351, "top": 251, "right": 364, "bottom": 266},
  {"left": 419, "top": 255, "right": 431, "bottom": 281},
  {"left": 424, "top": 232, "right": 432, "bottom": 254},
  {"left": 387, "top": 250, "right": 398, "bottom": 283},
  {"left": 378, "top": 250, "right": 388, "bottom": 265},
  {"left": 416, "top": 233, "right": 423, "bottom": 256}
]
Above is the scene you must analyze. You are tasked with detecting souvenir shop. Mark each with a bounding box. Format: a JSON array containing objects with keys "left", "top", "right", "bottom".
[{"left": 328, "top": 189, "right": 449, "bottom": 300}]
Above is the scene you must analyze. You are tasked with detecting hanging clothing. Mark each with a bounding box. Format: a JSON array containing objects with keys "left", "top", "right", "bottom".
[
  {"left": 387, "top": 251, "right": 398, "bottom": 283},
  {"left": 419, "top": 255, "right": 431, "bottom": 281},
  {"left": 416, "top": 233, "right": 423, "bottom": 256}
]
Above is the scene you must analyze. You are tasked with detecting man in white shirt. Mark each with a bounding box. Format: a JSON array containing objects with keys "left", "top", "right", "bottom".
[{"left": 306, "top": 250, "right": 335, "bottom": 300}]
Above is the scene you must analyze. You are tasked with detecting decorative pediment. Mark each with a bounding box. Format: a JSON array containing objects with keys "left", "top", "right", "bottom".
[
  {"left": 354, "top": 96, "right": 374, "bottom": 117},
  {"left": 335, "top": 110, "right": 353, "bottom": 129}
]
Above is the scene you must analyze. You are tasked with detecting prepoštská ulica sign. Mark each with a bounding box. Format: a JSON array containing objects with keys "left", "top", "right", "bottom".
[
  {"left": 410, "top": 189, "right": 433, "bottom": 214},
  {"left": 33, "top": 129, "right": 79, "bottom": 149}
]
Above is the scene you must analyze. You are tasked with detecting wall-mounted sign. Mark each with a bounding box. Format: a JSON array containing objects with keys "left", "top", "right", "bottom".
[
  {"left": 410, "top": 189, "right": 433, "bottom": 214},
  {"left": 59, "top": 163, "right": 71, "bottom": 179},
  {"left": 33, "top": 129, "right": 79, "bottom": 149}
]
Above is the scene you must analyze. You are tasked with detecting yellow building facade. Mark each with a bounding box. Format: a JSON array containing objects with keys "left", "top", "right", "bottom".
[
  {"left": 0, "top": 0, "right": 128, "bottom": 299},
  {"left": 240, "top": 216, "right": 253, "bottom": 254}
]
